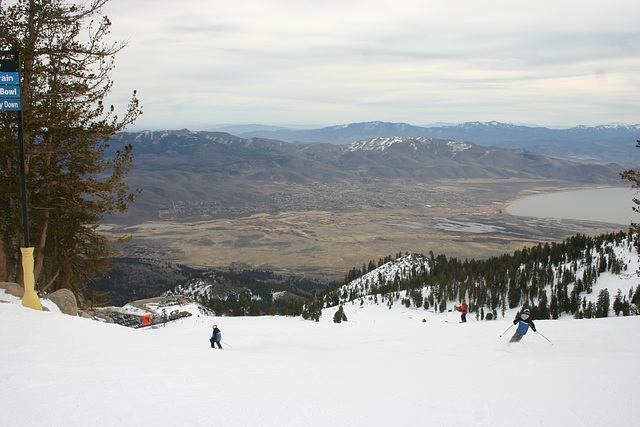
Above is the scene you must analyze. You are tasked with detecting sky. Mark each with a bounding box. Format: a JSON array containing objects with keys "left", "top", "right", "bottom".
[{"left": 96, "top": 0, "right": 640, "bottom": 130}]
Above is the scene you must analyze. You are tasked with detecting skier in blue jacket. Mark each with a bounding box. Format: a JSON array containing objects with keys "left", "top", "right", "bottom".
[
  {"left": 510, "top": 309, "right": 536, "bottom": 343},
  {"left": 210, "top": 325, "right": 223, "bottom": 349}
]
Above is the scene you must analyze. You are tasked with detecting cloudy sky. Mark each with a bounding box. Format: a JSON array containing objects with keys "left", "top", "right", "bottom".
[{"left": 100, "top": 0, "right": 639, "bottom": 130}]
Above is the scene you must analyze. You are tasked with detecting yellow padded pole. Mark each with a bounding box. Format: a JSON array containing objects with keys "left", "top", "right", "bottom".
[{"left": 21, "top": 247, "right": 42, "bottom": 311}]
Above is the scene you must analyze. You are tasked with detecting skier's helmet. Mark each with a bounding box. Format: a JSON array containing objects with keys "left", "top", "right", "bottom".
[{"left": 522, "top": 309, "right": 530, "bottom": 315}]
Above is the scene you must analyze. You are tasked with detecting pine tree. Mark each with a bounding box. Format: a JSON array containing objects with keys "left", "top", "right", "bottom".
[
  {"left": 620, "top": 141, "right": 640, "bottom": 234},
  {"left": 550, "top": 294, "right": 559, "bottom": 319},
  {"left": 302, "top": 292, "right": 322, "bottom": 321},
  {"left": 333, "top": 304, "right": 348, "bottom": 323},
  {"left": 613, "top": 289, "right": 624, "bottom": 316},
  {"left": 234, "top": 294, "right": 250, "bottom": 316},
  {"left": 595, "top": 288, "right": 610, "bottom": 318},
  {"left": 537, "top": 290, "right": 550, "bottom": 319},
  {"left": 0, "top": 0, "right": 141, "bottom": 293},
  {"left": 632, "top": 285, "right": 640, "bottom": 309}
]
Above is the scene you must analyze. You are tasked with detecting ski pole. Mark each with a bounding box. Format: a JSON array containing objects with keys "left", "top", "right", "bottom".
[
  {"left": 535, "top": 330, "right": 553, "bottom": 345},
  {"left": 499, "top": 324, "right": 514, "bottom": 337},
  {"left": 222, "top": 340, "right": 233, "bottom": 349}
]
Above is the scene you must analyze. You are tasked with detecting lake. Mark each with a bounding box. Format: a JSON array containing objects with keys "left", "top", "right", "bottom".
[{"left": 505, "top": 187, "right": 639, "bottom": 225}]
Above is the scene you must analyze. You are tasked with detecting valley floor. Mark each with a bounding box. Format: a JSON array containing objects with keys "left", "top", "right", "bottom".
[
  {"left": 106, "top": 182, "right": 627, "bottom": 281},
  {"left": 1, "top": 292, "right": 638, "bottom": 426}
]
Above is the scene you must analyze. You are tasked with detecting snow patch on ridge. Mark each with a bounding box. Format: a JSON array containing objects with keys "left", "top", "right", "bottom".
[
  {"left": 344, "top": 136, "right": 472, "bottom": 153},
  {"left": 340, "top": 253, "right": 431, "bottom": 300}
]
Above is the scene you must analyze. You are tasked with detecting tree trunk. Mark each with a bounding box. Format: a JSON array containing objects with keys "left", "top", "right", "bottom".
[
  {"left": 59, "top": 264, "right": 73, "bottom": 293},
  {"left": 33, "top": 209, "right": 49, "bottom": 288},
  {"left": 0, "top": 243, "right": 12, "bottom": 282},
  {"left": 15, "top": 251, "right": 24, "bottom": 287}
]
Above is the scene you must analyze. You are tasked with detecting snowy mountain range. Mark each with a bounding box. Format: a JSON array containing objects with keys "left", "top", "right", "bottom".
[
  {"left": 107, "top": 129, "right": 624, "bottom": 222},
  {"left": 232, "top": 120, "right": 640, "bottom": 164}
]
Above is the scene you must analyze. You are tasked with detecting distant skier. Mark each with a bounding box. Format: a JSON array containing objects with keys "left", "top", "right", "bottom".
[
  {"left": 210, "top": 325, "right": 223, "bottom": 349},
  {"left": 460, "top": 300, "right": 468, "bottom": 323},
  {"left": 510, "top": 309, "right": 536, "bottom": 343}
]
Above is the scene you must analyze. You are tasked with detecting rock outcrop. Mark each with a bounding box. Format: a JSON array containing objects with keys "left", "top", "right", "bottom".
[{"left": 44, "top": 289, "right": 78, "bottom": 316}]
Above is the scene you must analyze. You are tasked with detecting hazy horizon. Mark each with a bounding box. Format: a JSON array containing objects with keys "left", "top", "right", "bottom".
[{"left": 122, "top": 119, "right": 638, "bottom": 133}]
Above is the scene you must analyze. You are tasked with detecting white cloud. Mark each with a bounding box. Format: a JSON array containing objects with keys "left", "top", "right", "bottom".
[{"left": 100, "top": 0, "right": 640, "bottom": 129}]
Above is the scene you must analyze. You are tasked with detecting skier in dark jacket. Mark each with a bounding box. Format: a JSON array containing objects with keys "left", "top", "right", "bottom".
[
  {"left": 210, "top": 325, "right": 223, "bottom": 349},
  {"left": 510, "top": 309, "right": 536, "bottom": 342}
]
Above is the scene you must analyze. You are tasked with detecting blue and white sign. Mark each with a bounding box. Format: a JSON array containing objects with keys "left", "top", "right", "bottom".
[
  {"left": 0, "top": 85, "right": 20, "bottom": 97},
  {"left": 0, "top": 98, "right": 21, "bottom": 111},
  {"left": 0, "top": 51, "right": 21, "bottom": 111},
  {"left": 0, "top": 72, "right": 19, "bottom": 84}
]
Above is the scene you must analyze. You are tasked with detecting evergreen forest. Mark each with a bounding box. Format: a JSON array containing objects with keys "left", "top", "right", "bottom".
[{"left": 302, "top": 231, "right": 640, "bottom": 321}]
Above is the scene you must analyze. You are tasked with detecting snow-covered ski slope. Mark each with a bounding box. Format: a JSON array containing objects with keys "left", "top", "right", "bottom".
[{"left": 1, "top": 288, "right": 639, "bottom": 427}]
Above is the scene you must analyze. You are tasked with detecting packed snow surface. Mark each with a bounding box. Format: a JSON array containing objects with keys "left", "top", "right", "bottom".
[{"left": 1, "top": 290, "right": 639, "bottom": 427}]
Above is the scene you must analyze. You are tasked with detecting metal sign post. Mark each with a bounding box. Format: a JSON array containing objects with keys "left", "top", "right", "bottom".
[{"left": 1, "top": 50, "right": 41, "bottom": 310}]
